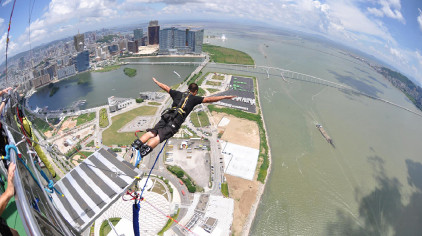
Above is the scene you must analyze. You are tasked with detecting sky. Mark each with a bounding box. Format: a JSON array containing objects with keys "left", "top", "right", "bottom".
[{"left": 0, "top": 0, "right": 422, "bottom": 84}]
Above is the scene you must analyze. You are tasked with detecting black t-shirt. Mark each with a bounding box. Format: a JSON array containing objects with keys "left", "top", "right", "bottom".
[{"left": 169, "top": 89, "right": 204, "bottom": 124}]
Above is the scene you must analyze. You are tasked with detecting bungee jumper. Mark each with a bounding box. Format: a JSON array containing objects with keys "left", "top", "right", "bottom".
[{"left": 132, "top": 77, "right": 235, "bottom": 156}]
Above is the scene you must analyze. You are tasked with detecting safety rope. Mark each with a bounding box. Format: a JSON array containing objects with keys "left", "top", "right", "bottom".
[
  {"left": 5, "top": 0, "right": 17, "bottom": 83},
  {"left": 33, "top": 160, "right": 63, "bottom": 196},
  {"left": 133, "top": 139, "right": 168, "bottom": 236},
  {"left": 4, "top": 144, "right": 42, "bottom": 190}
]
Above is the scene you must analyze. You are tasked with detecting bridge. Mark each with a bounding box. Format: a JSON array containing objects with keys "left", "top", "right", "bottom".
[
  {"left": 205, "top": 62, "right": 422, "bottom": 118},
  {"left": 123, "top": 61, "right": 203, "bottom": 66}
]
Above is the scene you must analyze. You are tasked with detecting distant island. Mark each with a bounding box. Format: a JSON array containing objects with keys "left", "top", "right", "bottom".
[
  {"left": 373, "top": 66, "right": 422, "bottom": 111},
  {"left": 49, "top": 86, "right": 60, "bottom": 97},
  {"left": 123, "top": 67, "right": 137, "bottom": 77}
]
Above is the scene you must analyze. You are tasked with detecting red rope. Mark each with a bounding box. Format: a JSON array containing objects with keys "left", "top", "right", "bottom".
[{"left": 141, "top": 198, "right": 196, "bottom": 235}]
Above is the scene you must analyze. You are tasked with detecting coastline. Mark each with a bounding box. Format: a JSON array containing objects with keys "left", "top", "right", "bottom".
[{"left": 242, "top": 78, "right": 273, "bottom": 236}]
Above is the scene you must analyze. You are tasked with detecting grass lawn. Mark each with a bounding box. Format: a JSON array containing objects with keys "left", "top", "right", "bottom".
[
  {"left": 86, "top": 140, "right": 95, "bottom": 147},
  {"left": 102, "top": 106, "right": 157, "bottom": 146},
  {"left": 190, "top": 111, "right": 210, "bottom": 127},
  {"left": 206, "top": 88, "right": 219, "bottom": 94},
  {"left": 99, "top": 108, "right": 109, "bottom": 128},
  {"left": 95, "top": 64, "right": 121, "bottom": 72},
  {"left": 71, "top": 151, "right": 93, "bottom": 159},
  {"left": 212, "top": 74, "right": 225, "bottom": 80},
  {"left": 148, "top": 102, "right": 161, "bottom": 106},
  {"left": 76, "top": 112, "right": 96, "bottom": 126},
  {"left": 203, "top": 44, "right": 254, "bottom": 65},
  {"left": 158, "top": 209, "right": 180, "bottom": 235},
  {"left": 30, "top": 116, "right": 53, "bottom": 133},
  {"left": 99, "top": 218, "right": 120, "bottom": 236},
  {"left": 206, "top": 81, "right": 221, "bottom": 86},
  {"left": 221, "top": 182, "right": 229, "bottom": 197}
]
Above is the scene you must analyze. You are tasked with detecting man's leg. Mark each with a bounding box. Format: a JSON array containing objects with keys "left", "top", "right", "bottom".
[
  {"left": 140, "top": 135, "right": 161, "bottom": 156},
  {"left": 140, "top": 131, "right": 156, "bottom": 143},
  {"left": 132, "top": 131, "right": 156, "bottom": 150}
]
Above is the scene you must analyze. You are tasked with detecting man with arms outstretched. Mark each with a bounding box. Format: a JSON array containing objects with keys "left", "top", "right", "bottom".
[{"left": 132, "top": 77, "right": 235, "bottom": 156}]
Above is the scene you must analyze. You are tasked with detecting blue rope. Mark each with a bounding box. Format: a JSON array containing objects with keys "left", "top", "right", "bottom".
[
  {"left": 34, "top": 161, "right": 64, "bottom": 197},
  {"left": 133, "top": 140, "right": 168, "bottom": 236},
  {"left": 139, "top": 140, "right": 167, "bottom": 200},
  {"left": 5, "top": 144, "right": 42, "bottom": 190}
]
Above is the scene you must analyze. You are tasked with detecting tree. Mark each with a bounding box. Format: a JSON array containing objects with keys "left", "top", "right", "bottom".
[
  {"left": 136, "top": 98, "right": 144, "bottom": 103},
  {"left": 187, "top": 185, "right": 196, "bottom": 193},
  {"left": 176, "top": 170, "right": 184, "bottom": 178}
]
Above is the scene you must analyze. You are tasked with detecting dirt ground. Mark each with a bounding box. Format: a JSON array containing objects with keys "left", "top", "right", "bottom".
[
  {"left": 53, "top": 125, "right": 94, "bottom": 154},
  {"left": 72, "top": 155, "right": 81, "bottom": 166},
  {"left": 210, "top": 111, "right": 261, "bottom": 235},
  {"left": 211, "top": 112, "right": 259, "bottom": 149},
  {"left": 44, "top": 117, "right": 77, "bottom": 138},
  {"left": 225, "top": 174, "right": 259, "bottom": 236}
]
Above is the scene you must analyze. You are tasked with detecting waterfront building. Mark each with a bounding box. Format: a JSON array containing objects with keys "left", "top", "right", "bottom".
[
  {"left": 108, "top": 96, "right": 135, "bottom": 112},
  {"left": 159, "top": 27, "right": 203, "bottom": 54},
  {"left": 148, "top": 20, "right": 160, "bottom": 45},
  {"left": 32, "top": 74, "right": 50, "bottom": 88},
  {"left": 75, "top": 50, "right": 90, "bottom": 72},
  {"left": 134, "top": 28, "right": 143, "bottom": 41},
  {"left": 43, "top": 63, "right": 57, "bottom": 80},
  {"left": 74, "top": 33, "right": 84, "bottom": 52},
  {"left": 57, "top": 65, "right": 76, "bottom": 79},
  {"left": 193, "top": 29, "right": 204, "bottom": 54},
  {"left": 127, "top": 40, "right": 139, "bottom": 53}
]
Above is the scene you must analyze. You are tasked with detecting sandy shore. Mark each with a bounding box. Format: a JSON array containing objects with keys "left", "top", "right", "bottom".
[
  {"left": 241, "top": 78, "right": 273, "bottom": 236},
  {"left": 209, "top": 78, "right": 272, "bottom": 235}
]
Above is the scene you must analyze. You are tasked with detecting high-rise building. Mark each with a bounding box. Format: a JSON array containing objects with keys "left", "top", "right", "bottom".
[
  {"left": 193, "top": 29, "right": 204, "bottom": 54},
  {"left": 118, "top": 39, "right": 127, "bottom": 51},
  {"left": 134, "top": 28, "right": 143, "bottom": 41},
  {"left": 108, "top": 45, "right": 119, "bottom": 55},
  {"left": 159, "top": 27, "right": 185, "bottom": 52},
  {"left": 75, "top": 50, "right": 90, "bottom": 72},
  {"left": 127, "top": 41, "right": 139, "bottom": 53},
  {"left": 74, "top": 33, "right": 84, "bottom": 52},
  {"left": 148, "top": 20, "right": 160, "bottom": 45},
  {"left": 159, "top": 27, "right": 204, "bottom": 54}
]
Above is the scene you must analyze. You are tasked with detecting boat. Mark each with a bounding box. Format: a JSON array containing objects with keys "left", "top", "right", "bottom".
[{"left": 316, "top": 124, "right": 334, "bottom": 147}]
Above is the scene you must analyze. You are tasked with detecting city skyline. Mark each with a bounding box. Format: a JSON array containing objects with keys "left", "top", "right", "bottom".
[{"left": 0, "top": 0, "right": 422, "bottom": 83}]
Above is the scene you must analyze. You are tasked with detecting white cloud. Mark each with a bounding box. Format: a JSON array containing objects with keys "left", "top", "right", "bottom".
[
  {"left": 418, "top": 8, "right": 422, "bottom": 31},
  {"left": 14, "top": 0, "right": 119, "bottom": 52},
  {"left": 367, "top": 0, "right": 405, "bottom": 23},
  {"left": 1, "top": 0, "right": 12, "bottom": 6},
  {"left": 0, "top": 18, "right": 4, "bottom": 26},
  {"left": 416, "top": 50, "right": 422, "bottom": 67}
]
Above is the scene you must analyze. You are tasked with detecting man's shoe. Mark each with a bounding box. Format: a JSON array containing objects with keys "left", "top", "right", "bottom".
[
  {"left": 140, "top": 144, "right": 153, "bottom": 156},
  {"left": 132, "top": 139, "right": 143, "bottom": 150}
]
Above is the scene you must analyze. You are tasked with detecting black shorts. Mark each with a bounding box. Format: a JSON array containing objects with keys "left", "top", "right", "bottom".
[{"left": 147, "top": 118, "right": 180, "bottom": 143}]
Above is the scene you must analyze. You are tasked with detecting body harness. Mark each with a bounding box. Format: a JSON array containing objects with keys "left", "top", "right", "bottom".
[{"left": 161, "top": 91, "right": 191, "bottom": 126}]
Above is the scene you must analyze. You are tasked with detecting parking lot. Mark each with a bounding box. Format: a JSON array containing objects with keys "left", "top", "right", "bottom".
[
  {"left": 213, "top": 76, "right": 257, "bottom": 113},
  {"left": 165, "top": 139, "right": 211, "bottom": 188}
]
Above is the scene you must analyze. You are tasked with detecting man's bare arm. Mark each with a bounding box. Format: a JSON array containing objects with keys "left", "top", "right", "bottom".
[
  {"left": 202, "top": 95, "right": 236, "bottom": 103},
  {"left": 152, "top": 77, "right": 171, "bottom": 93},
  {"left": 0, "top": 163, "right": 15, "bottom": 216}
]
